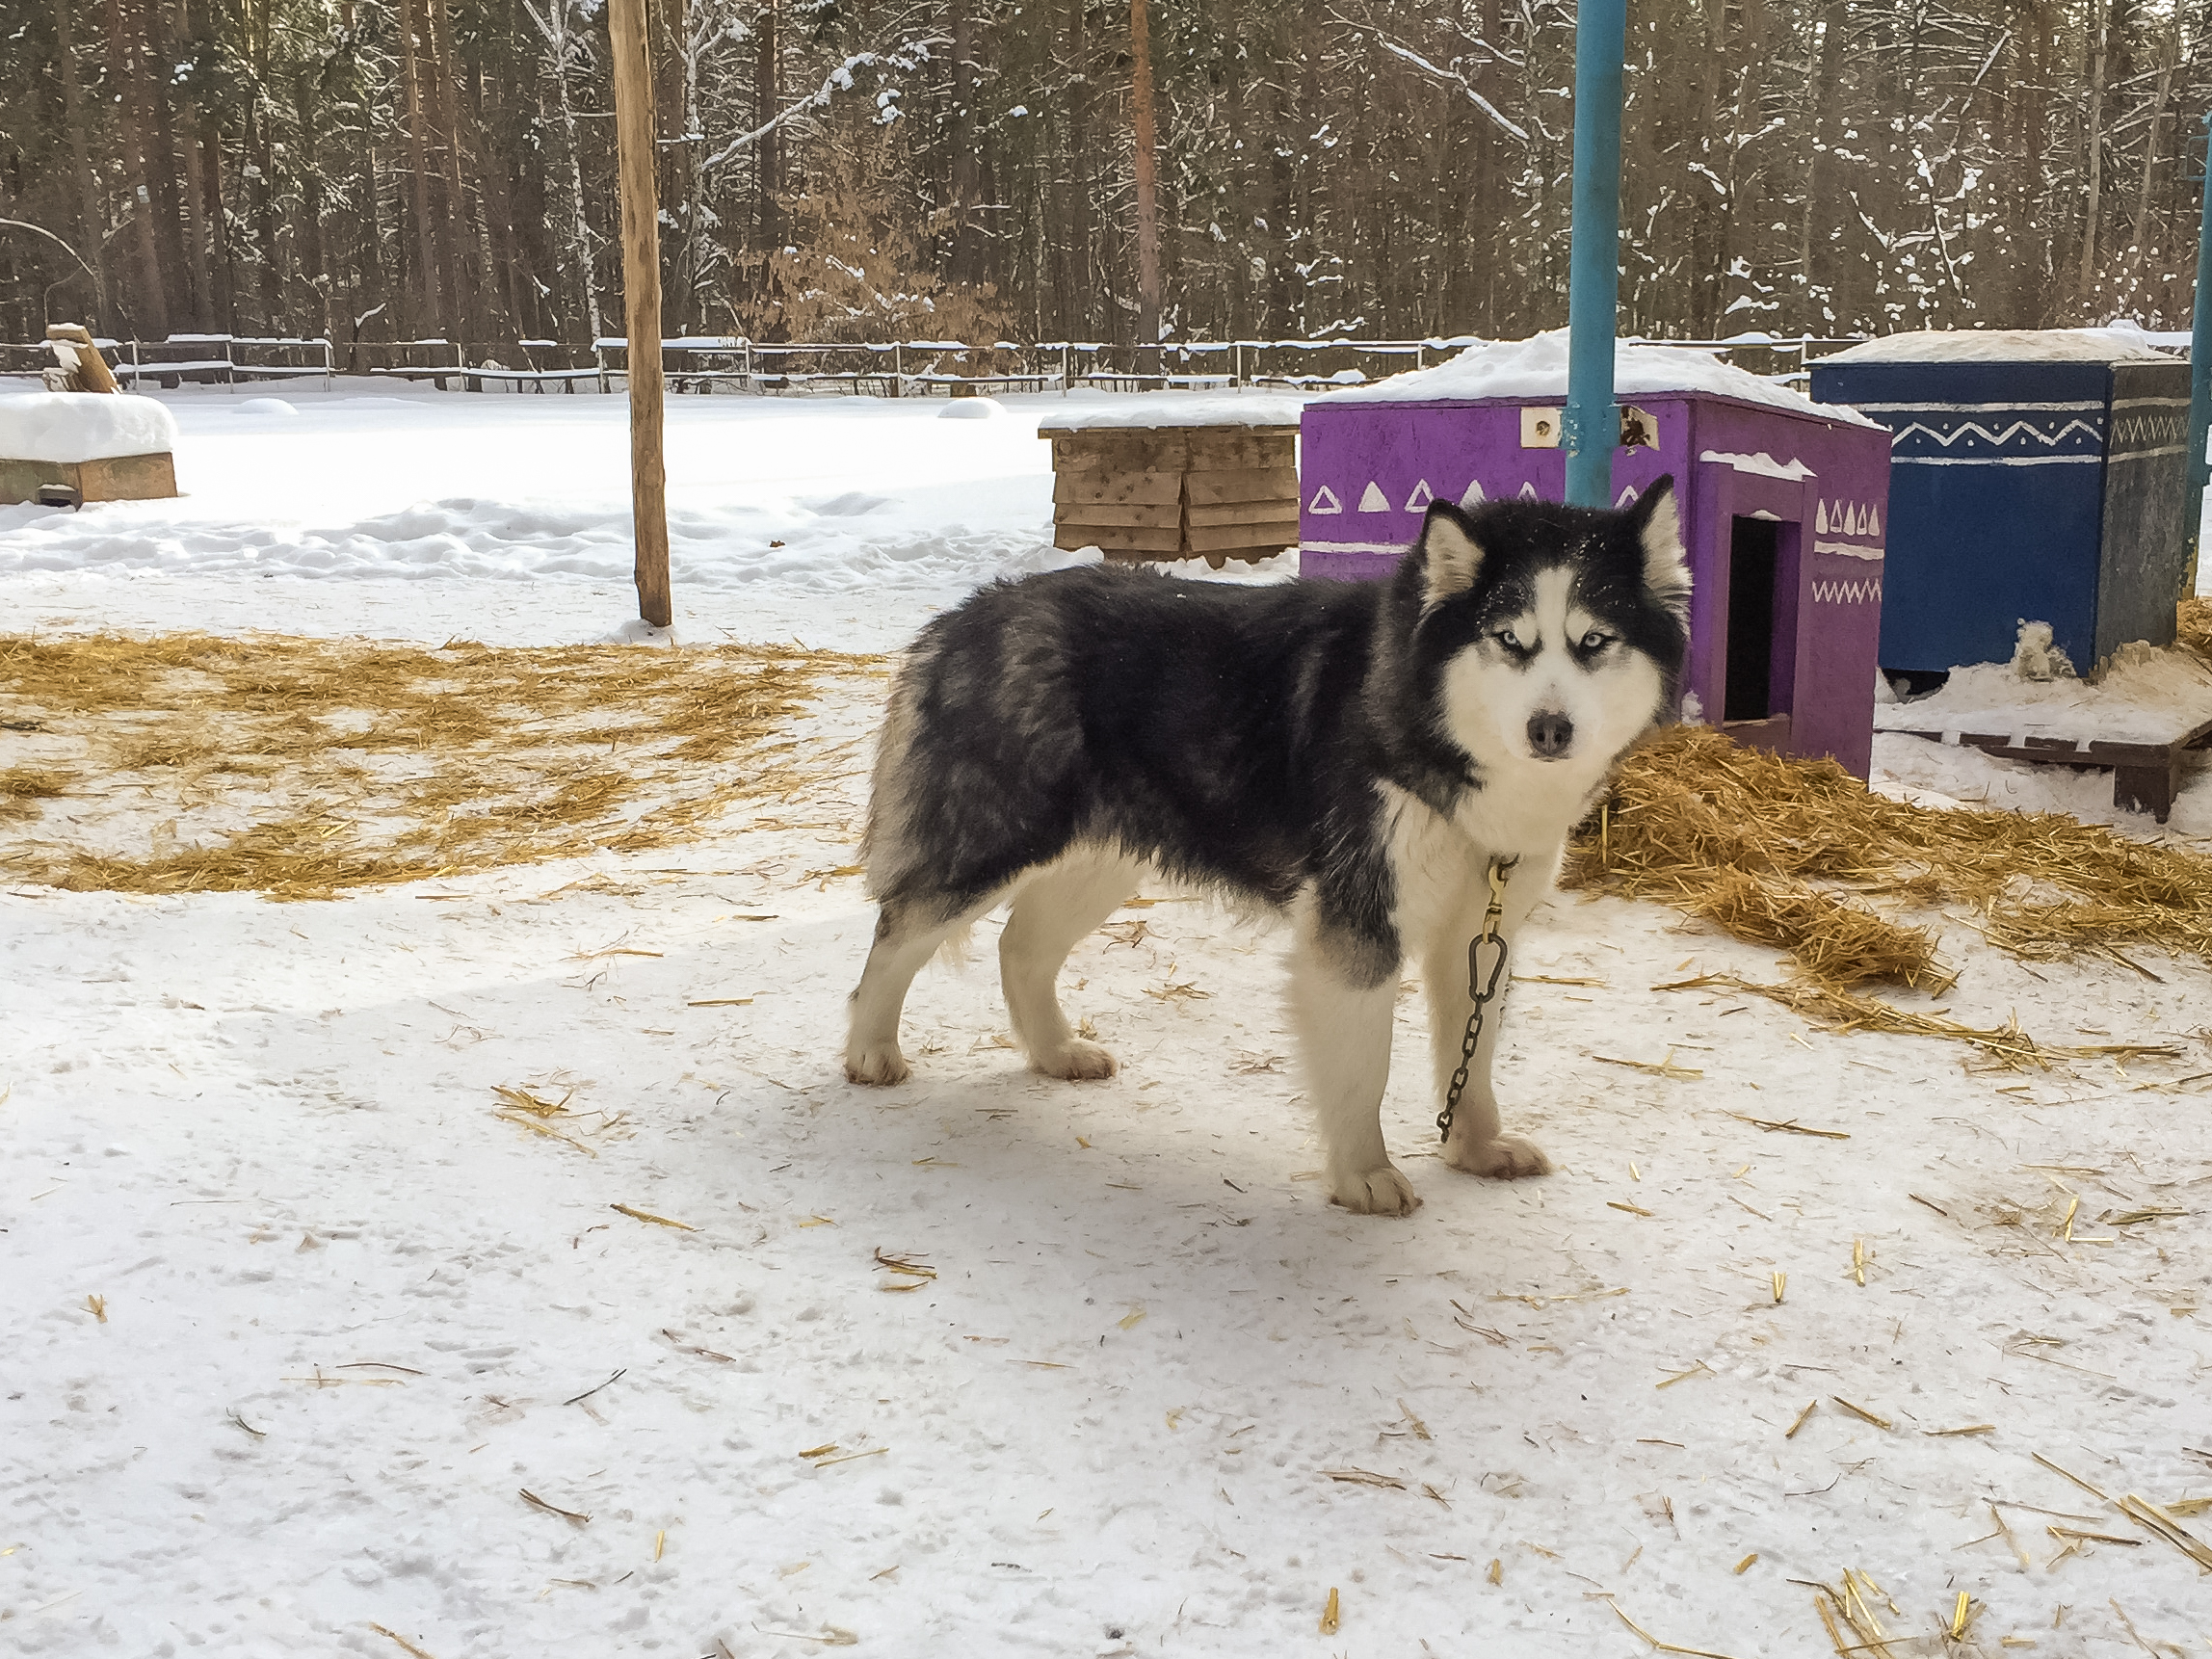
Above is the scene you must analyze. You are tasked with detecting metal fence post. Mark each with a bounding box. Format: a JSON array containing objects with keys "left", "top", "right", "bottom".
[{"left": 1562, "top": 0, "right": 1627, "bottom": 509}]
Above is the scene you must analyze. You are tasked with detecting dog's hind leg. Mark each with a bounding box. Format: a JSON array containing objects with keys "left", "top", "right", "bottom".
[
  {"left": 845, "top": 896, "right": 992, "bottom": 1085},
  {"left": 998, "top": 850, "right": 1140, "bottom": 1081},
  {"left": 1288, "top": 913, "right": 1416, "bottom": 1216},
  {"left": 1427, "top": 861, "right": 1553, "bottom": 1180}
]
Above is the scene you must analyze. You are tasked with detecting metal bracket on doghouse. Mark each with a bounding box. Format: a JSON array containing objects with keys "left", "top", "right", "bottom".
[
  {"left": 1519, "top": 408, "right": 1562, "bottom": 448},
  {"left": 1619, "top": 406, "right": 1658, "bottom": 449}
]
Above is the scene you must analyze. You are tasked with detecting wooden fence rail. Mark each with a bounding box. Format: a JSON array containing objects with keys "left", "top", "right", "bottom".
[{"left": 1, "top": 333, "right": 1871, "bottom": 397}]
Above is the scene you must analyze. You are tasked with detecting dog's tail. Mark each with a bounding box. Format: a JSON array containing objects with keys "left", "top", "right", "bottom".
[{"left": 858, "top": 644, "right": 932, "bottom": 903}]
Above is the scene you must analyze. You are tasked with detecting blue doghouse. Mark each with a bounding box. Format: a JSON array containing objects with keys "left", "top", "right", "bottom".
[{"left": 1809, "top": 344, "right": 2192, "bottom": 675}]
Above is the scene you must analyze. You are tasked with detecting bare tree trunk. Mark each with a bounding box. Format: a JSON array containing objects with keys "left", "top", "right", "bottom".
[
  {"left": 142, "top": 0, "right": 194, "bottom": 327},
  {"left": 53, "top": 0, "right": 110, "bottom": 328},
  {"left": 397, "top": 0, "right": 445, "bottom": 337},
  {"left": 106, "top": 0, "right": 171, "bottom": 338},
  {"left": 948, "top": 0, "right": 983, "bottom": 288},
  {"left": 2121, "top": 14, "right": 2176, "bottom": 300},
  {"left": 755, "top": 0, "right": 782, "bottom": 258},
  {"left": 423, "top": 0, "right": 477, "bottom": 349},
  {"left": 1128, "top": 0, "right": 1162, "bottom": 348},
  {"left": 2078, "top": 5, "right": 2107, "bottom": 301},
  {"left": 1064, "top": 0, "right": 1093, "bottom": 335},
  {"left": 200, "top": 107, "right": 233, "bottom": 331}
]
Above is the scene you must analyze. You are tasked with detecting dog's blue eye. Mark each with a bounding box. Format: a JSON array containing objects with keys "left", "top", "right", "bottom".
[
  {"left": 1495, "top": 628, "right": 1520, "bottom": 649},
  {"left": 1580, "top": 630, "right": 1612, "bottom": 650}
]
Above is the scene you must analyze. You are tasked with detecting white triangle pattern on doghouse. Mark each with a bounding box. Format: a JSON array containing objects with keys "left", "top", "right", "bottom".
[
  {"left": 1616, "top": 486, "right": 1640, "bottom": 508},
  {"left": 1404, "top": 479, "right": 1435, "bottom": 511},
  {"left": 1813, "top": 499, "right": 1885, "bottom": 543},
  {"left": 1308, "top": 485, "right": 1343, "bottom": 514},
  {"left": 1517, "top": 482, "right": 1539, "bottom": 500},
  {"left": 1357, "top": 481, "right": 1390, "bottom": 513},
  {"left": 1459, "top": 479, "right": 1487, "bottom": 508}
]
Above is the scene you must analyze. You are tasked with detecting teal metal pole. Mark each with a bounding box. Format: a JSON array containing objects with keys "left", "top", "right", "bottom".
[
  {"left": 2186, "top": 111, "right": 2212, "bottom": 595},
  {"left": 1563, "top": 0, "right": 1628, "bottom": 509}
]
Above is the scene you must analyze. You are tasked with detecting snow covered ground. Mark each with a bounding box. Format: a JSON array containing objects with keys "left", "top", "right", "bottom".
[{"left": 5, "top": 386, "right": 2212, "bottom": 1658}]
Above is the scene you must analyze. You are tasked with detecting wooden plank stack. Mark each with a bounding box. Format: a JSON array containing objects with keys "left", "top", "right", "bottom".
[
  {"left": 0, "top": 452, "right": 176, "bottom": 505},
  {"left": 1040, "top": 422, "right": 1299, "bottom": 567}
]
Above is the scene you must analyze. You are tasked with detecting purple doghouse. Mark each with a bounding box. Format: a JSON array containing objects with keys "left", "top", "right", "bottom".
[{"left": 1299, "top": 336, "right": 1893, "bottom": 777}]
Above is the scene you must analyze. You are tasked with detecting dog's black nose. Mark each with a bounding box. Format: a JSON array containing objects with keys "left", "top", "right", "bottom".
[{"left": 1527, "top": 711, "right": 1573, "bottom": 758}]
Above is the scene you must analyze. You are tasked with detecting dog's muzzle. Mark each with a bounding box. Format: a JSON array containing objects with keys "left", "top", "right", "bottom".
[{"left": 1527, "top": 711, "right": 1574, "bottom": 759}]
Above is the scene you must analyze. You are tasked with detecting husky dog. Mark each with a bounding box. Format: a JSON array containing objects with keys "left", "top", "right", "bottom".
[{"left": 845, "top": 479, "right": 1691, "bottom": 1214}]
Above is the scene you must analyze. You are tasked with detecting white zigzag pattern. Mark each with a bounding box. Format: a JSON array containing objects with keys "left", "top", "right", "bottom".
[
  {"left": 1888, "top": 417, "right": 2101, "bottom": 450},
  {"left": 2111, "top": 412, "right": 2188, "bottom": 447},
  {"left": 1810, "top": 577, "right": 1882, "bottom": 605}
]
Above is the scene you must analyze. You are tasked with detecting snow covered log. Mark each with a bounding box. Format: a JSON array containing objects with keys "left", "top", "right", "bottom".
[{"left": 0, "top": 391, "right": 179, "bottom": 504}]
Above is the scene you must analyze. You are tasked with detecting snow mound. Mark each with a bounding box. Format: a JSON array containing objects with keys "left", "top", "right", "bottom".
[
  {"left": 0, "top": 391, "right": 180, "bottom": 461},
  {"left": 0, "top": 490, "right": 1093, "bottom": 597},
  {"left": 1037, "top": 388, "right": 1309, "bottom": 430},
  {"left": 936, "top": 397, "right": 1004, "bottom": 420},
  {"left": 1322, "top": 329, "right": 1878, "bottom": 426},
  {"left": 599, "top": 616, "right": 678, "bottom": 646},
  {"left": 1819, "top": 326, "right": 2172, "bottom": 364},
  {"left": 1875, "top": 640, "right": 2212, "bottom": 747},
  {"left": 234, "top": 397, "right": 299, "bottom": 416}
]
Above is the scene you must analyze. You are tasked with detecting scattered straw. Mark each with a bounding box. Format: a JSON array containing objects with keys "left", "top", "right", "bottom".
[
  {"left": 1609, "top": 1599, "right": 1744, "bottom": 1659},
  {"left": 1830, "top": 1396, "right": 1892, "bottom": 1431},
  {"left": 1809, "top": 1568, "right": 1901, "bottom": 1658},
  {"left": 1568, "top": 724, "right": 2212, "bottom": 991},
  {"left": 1786, "top": 1399, "right": 1818, "bottom": 1439},
  {"left": 1657, "top": 972, "right": 2169, "bottom": 1072},
  {"left": 611, "top": 1202, "right": 696, "bottom": 1232},
  {"left": 0, "top": 768, "right": 70, "bottom": 822},
  {"left": 1319, "top": 1587, "right": 1340, "bottom": 1635},
  {"left": 368, "top": 1624, "right": 438, "bottom": 1659},
  {"left": 519, "top": 1488, "right": 591, "bottom": 1525},
  {"left": 1594, "top": 1049, "right": 1703, "bottom": 1079},
  {"left": 1727, "top": 1110, "right": 1850, "bottom": 1140},
  {"left": 1323, "top": 1468, "right": 1405, "bottom": 1489},
  {"left": 0, "top": 631, "right": 873, "bottom": 898}
]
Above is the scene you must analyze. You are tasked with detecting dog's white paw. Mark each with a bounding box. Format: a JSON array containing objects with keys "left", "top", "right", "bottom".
[
  {"left": 1443, "top": 1133, "right": 1553, "bottom": 1179},
  {"left": 844, "top": 1044, "right": 912, "bottom": 1086},
  {"left": 1329, "top": 1164, "right": 1422, "bottom": 1216},
  {"left": 1030, "top": 1039, "right": 1118, "bottom": 1082}
]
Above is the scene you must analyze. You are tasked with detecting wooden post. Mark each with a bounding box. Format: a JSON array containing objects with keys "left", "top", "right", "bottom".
[{"left": 609, "top": 0, "right": 672, "bottom": 628}]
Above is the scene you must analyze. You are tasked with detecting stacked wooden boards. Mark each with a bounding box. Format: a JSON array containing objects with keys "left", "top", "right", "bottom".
[
  {"left": 0, "top": 452, "right": 176, "bottom": 505},
  {"left": 1040, "top": 422, "right": 1298, "bottom": 567}
]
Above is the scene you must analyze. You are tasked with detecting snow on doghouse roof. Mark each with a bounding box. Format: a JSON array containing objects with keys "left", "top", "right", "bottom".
[
  {"left": 1318, "top": 329, "right": 1880, "bottom": 426},
  {"left": 1035, "top": 389, "right": 1309, "bottom": 431},
  {"left": 0, "top": 391, "right": 180, "bottom": 463},
  {"left": 1818, "top": 325, "right": 2174, "bottom": 364}
]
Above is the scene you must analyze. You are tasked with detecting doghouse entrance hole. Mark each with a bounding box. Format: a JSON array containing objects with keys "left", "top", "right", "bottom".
[{"left": 1725, "top": 517, "right": 1782, "bottom": 723}]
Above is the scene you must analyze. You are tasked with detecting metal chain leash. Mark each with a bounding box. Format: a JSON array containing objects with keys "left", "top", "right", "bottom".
[{"left": 1437, "top": 856, "right": 1517, "bottom": 1145}]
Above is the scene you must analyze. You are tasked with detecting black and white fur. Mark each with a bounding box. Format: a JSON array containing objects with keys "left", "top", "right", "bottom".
[{"left": 845, "top": 478, "right": 1692, "bottom": 1214}]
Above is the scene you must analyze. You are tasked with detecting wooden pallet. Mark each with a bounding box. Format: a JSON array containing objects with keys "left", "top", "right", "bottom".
[
  {"left": 1883, "top": 716, "right": 2212, "bottom": 823},
  {"left": 1040, "top": 423, "right": 1298, "bottom": 567},
  {"left": 1, "top": 451, "right": 177, "bottom": 504}
]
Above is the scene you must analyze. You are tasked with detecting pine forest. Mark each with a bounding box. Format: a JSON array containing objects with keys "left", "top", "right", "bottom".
[{"left": 1, "top": 0, "right": 2207, "bottom": 354}]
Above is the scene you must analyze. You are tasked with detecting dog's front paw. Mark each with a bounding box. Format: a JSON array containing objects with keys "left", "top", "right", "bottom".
[
  {"left": 1443, "top": 1133, "right": 1552, "bottom": 1179},
  {"left": 1029, "top": 1038, "right": 1118, "bottom": 1082},
  {"left": 844, "top": 1043, "right": 912, "bottom": 1086},
  {"left": 1329, "top": 1164, "right": 1422, "bottom": 1216}
]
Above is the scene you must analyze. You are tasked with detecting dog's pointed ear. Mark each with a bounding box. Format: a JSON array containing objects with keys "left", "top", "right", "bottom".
[
  {"left": 1629, "top": 474, "right": 1691, "bottom": 614},
  {"left": 1417, "top": 503, "right": 1486, "bottom": 610}
]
